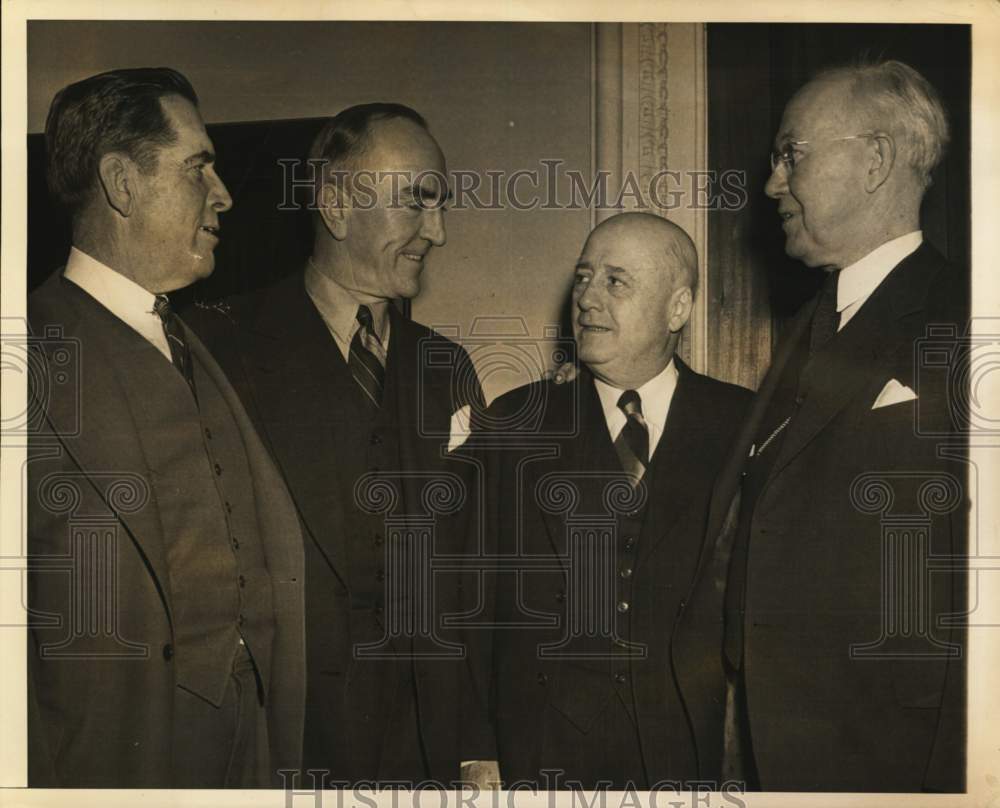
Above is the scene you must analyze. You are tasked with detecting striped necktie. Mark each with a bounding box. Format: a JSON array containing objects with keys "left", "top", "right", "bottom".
[
  {"left": 349, "top": 305, "right": 386, "bottom": 410},
  {"left": 153, "top": 294, "right": 197, "bottom": 400},
  {"left": 614, "top": 389, "right": 649, "bottom": 483}
]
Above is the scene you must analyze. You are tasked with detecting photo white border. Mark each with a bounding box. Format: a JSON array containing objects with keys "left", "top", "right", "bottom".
[{"left": 2, "top": 2, "right": 997, "bottom": 806}]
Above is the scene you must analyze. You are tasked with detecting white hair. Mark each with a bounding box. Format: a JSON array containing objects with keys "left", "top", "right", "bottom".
[{"left": 818, "top": 60, "right": 950, "bottom": 187}]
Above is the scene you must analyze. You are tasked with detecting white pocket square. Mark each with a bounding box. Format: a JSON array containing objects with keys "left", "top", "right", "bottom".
[
  {"left": 872, "top": 378, "right": 917, "bottom": 410},
  {"left": 447, "top": 404, "right": 473, "bottom": 452}
]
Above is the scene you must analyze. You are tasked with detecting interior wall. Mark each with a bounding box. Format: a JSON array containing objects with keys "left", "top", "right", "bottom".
[{"left": 27, "top": 21, "right": 594, "bottom": 403}]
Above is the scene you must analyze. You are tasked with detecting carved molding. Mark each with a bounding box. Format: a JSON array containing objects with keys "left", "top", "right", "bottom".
[
  {"left": 592, "top": 22, "right": 708, "bottom": 371},
  {"left": 638, "top": 22, "right": 670, "bottom": 206}
]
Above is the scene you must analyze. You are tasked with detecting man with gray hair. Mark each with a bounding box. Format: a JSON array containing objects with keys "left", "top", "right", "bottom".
[{"left": 672, "top": 60, "right": 967, "bottom": 791}]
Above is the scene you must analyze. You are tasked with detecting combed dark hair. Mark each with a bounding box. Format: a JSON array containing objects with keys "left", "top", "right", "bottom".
[
  {"left": 816, "top": 59, "right": 950, "bottom": 187},
  {"left": 309, "top": 102, "right": 428, "bottom": 187},
  {"left": 45, "top": 67, "right": 198, "bottom": 213}
]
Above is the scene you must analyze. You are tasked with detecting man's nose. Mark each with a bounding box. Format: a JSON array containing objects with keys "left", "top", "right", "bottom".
[
  {"left": 576, "top": 281, "right": 602, "bottom": 311},
  {"left": 420, "top": 207, "right": 446, "bottom": 247},
  {"left": 764, "top": 162, "right": 788, "bottom": 199},
  {"left": 210, "top": 169, "right": 233, "bottom": 213}
]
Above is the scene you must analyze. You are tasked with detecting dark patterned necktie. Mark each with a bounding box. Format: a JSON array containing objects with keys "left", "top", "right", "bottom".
[
  {"left": 809, "top": 270, "right": 841, "bottom": 354},
  {"left": 614, "top": 390, "right": 649, "bottom": 483},
  {"left": 349, "top": 305, "right": 386, "bottom": 410},
  {"left": 153, "top": 294, "right": 197, "bottom": 400}
]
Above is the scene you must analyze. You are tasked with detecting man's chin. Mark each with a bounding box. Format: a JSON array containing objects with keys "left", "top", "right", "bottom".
[
  {"left": 783, "top": 238, "right": 823, "bottom": 269},
  {"left": 395, "top": 284, "right": 421, "bottom": 300},
  {"left": 194, "top": 258, "right": 216, "bottom": 280},
  {"left": 180, "top": 254, "right": 216, "bottom": 286},
  {"left": 576, "top": 346, "right": 609, "bottom": 367}
]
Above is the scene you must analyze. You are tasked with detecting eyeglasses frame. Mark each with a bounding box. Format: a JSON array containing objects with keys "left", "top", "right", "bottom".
[{"left": 769, "top": 132, "right": 880, "bottom": 173}]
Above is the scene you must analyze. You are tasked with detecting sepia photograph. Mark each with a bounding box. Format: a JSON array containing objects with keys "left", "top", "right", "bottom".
[{"left": 1, "top": 2, "right": 998, "bottom": 806}]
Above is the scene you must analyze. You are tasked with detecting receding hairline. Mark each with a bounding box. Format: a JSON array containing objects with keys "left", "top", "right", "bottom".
[{"left": 587, "top": 212, "right": 699, "bottom": 292}]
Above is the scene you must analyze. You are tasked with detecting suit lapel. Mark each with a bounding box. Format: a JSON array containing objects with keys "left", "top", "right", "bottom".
[
  {"left": 532, "top": 373, "right": 615, "bottom": 568},
  {"left": 634, "top": 360, "right": 711, "bottom": 574},
  {"left": 387, "top": 309, "right": 448, "bottom": 525},
  {"left": 688, "top": 300, "right": 813, "bottom": 608},
  {"left": 236, "top": 273, "right": 354, "bottom": 583},
  {"left": 33, "top": 276, "right": 175, "bottom": 623},
  {"left": 768, "top": 243, "right": 942, "bottom": 481}
]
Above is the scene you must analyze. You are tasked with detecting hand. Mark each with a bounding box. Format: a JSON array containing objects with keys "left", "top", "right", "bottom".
[
  {"left": 459, "top": 759, "right": 501, "bottom": 790},
  {"left": 542, "top": 362, "right": 578, "bottom": 385}
]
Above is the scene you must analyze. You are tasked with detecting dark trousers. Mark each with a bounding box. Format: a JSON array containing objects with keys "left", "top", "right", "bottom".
[{"left": 172, "top": 643, "right": 270, "bottom": 787}]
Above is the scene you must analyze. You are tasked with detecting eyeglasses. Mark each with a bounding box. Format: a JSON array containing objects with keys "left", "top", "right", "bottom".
[{"left": 769, "top": 133, "right": 875, "bottom": 172}]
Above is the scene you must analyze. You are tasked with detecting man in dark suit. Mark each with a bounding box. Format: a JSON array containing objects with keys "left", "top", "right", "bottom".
[
  {"left": 27, "top": 67, "right": 305, "bottom": 788},
  {"left": 475, "top": 212, "right": 751, "bottom": 789},
  {"left": 192, "top": 103, "right": 490, "bottom": 785},
  {"left": 672, "top": 60, "right": 967, "bottom": 792}
]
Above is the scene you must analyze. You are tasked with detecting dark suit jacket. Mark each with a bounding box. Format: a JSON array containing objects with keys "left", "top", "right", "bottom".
[
  {"left": 476, "top": 361, "right": 751, "bottom": 788},
  {"left": 672, "top": 243, "right": 968, "bottom": 791},
  {"left": 27, "top": 272, "right": 306, "bottom": 787},
  {"left": 189, "top": 271, "right": 489, "bottom": 782}
]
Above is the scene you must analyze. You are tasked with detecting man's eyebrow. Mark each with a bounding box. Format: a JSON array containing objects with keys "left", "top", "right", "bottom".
[
  {"left": 775, "top": 130, "right": 796, "bottom": 146},
  {"left": 574, "top": 260, "right": 593, "bottom": 271},
  {"left": 408, "top": 183, "right": 454, "bottom": 204},
  {"left": 183, "top": 150, "right": 216, "bottom": 166}
]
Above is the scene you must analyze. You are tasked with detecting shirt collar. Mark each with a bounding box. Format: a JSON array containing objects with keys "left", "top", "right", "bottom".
[
  {"left": 62, "top": 246, "right": 172, "bottom": 361},
  {"left": 837, "top": 231, "right": 923, "bottom": 313},
  {"left": 63, "top": 246, "right": 158, "bottom": 313},
  {"left": 592, "top": 358, "right": 679, "bottom": 434},
  {"left": 304, "top": 258, "right": 390, "bottom": 343}
]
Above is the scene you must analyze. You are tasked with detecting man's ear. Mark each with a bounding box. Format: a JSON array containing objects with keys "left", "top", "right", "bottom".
[
  {"left": 865, "top": 132, "right": 895, "bottom": 193},
  {"left": 97, "top": 152, "right": 137, "bottom": 217},
  {"left": 317, "top": 181, "right": 349, "bottom": 241},
  {"left": 667, "top": 285, "right": 694, "bottom": 333}
]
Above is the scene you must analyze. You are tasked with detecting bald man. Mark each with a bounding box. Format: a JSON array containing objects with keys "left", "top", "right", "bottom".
[{"left": 473, "top": 213, "right": 752, "bottom": 788}]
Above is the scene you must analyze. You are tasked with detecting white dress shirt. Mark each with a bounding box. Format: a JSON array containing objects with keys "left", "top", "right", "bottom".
[
  {"left": 63, "top": 246, "right": 172, "bottom": 362},
  {"left": 836, "top": 230, "right": 923, "bottom": 330},
  {"left": 592, "top": 358, "right": 679, "bottom": 460},
  {"left": 304, "top": 259, "right": 391, "bottom": 361}
]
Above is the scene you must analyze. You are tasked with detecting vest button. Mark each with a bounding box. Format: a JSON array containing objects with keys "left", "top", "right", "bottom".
[
  {"left": 225, "top": 501, "right": 233, "bottom": 514},
  {"left": 204, "top": 427, "right": 213, "bottom": 440},
  {"left": 537, "top": 672, "right": 548, "bottom": 685},
  {"left": 214, "top": 463, "right": 222, "bottom": 476},
  {"left": 238, "top": 575, "right": 246, "bottom": 588},
  {"left": 614, "top": 672, "right": 627, "bottom": 685},
  {"left": 238, "top": 614, "right": 245, "bottom": 626},
  {"left": 617, "top": 600, "right": 630, "bottom": 614},
  {"left": 370, "top": 433, "right": 383, "bottom": 446},
  {"left": 375, "top": 570, "right": 385, "bottom": 582},
  {"left": 232, "top": 537, "right": 240, "bottom": 550},
  {"left": 374, "top": 533, "right": 384, "bottom": 546},
  {"left": 162, "top": 643, "right": 174, "bottom": 661},
  {"left": 623, "top": 537, "right": 635, "bottom": 551},
  {"left": 619, "top": 567, "right": 633, "bottom": 579}
]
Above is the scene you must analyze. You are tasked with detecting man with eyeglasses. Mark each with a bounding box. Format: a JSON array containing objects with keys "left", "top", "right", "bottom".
[{"left": 671, "top": 60, "right": 967, "bottom": 791}]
